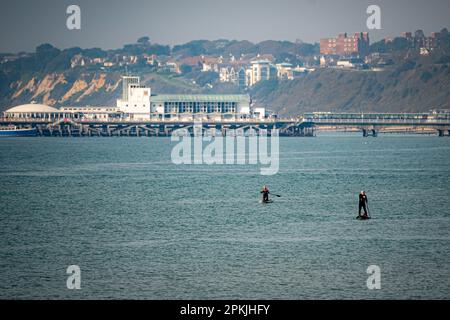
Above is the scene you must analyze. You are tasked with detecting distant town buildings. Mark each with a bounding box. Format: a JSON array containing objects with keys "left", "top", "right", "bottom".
[
  {"left": 276, "top": 63, "right": 294, "bottom": 80},
  {"left": 164, "top": 61, "right": 181, "bottom": 74},
  {"left": 197, "top": 53, "right": 312, "bottom": 87},
  {"left": 320, "top": 32, "right": 370, "bottom": 57},
  {"left": 70, "top": 54, "right": 88, "bottom": 68},
  {"left": 219, "top": 66, "right": 246, "bottom": 87},
  {"left": 201, "top": 56, "right": 222, "bottom": 72},
  {"left": 61, "top": 32, "right": 369, "bottom": 77},
  {"left": 400, "top": 30, "right": 441, "bottom": 51},
  {"left": 336, "top": 58, "right": 366, "bottom": 69},
  {"left": 143, "top": 54, "right": 157, "bottom": 66},
  {"left": 7, "top": 28, "right": 447, "bottom": 99}
]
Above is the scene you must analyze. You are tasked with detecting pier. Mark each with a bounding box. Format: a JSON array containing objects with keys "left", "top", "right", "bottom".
[
  {"left": 303, "top": 112, "right": 450, "bottom": 137},
  {"left": 2, "top": 111, "right": 450, "bottom": 137},
  {"left": 0, "top": 117, "right": 314, "bottom": 137}
]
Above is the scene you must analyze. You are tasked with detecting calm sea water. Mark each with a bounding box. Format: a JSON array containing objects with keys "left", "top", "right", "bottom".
[{"left": 0, "top": 133, "right": 449, "bottom": 299}]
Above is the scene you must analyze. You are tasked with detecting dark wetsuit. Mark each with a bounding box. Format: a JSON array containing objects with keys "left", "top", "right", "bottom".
[
  {"left": 261, "top": 188, "right": 270, "bottom": 202},
  {"left": 359, "top": 194, "right": 368, "bottom": 216}
]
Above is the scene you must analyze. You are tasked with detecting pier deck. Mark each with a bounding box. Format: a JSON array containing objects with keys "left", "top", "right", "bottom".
[
  {"left": 2, "top": 112, "right": 450, "bottom": 137},
  {"left": 0, "top": 117, "right": 313, "bottom": 137}
]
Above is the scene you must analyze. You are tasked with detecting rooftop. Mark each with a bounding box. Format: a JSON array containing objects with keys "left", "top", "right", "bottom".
[
  {"left": 5, "top": 103, "right": 60, "bottom": 113},
  {"left": 251, "top": 60, "right": 271, "bottom": 64},
  {"left": 151, "top": 94, "right": 250, "bottom": 103}
]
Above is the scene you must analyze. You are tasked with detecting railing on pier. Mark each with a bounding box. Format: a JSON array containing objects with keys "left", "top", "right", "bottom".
[
  {"left": 0, "top": 117, "right": 300, "bottom": 124},
  {"left": 306, "top": 118, "right": 450, "bottom": 125}
]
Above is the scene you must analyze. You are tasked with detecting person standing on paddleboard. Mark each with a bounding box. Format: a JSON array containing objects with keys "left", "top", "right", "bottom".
[
  {"left": 261, "top": 185, "right": 270, "bottom": 202},
  {"left": 358, "top": 191, "right": 368, "bottom": 218}
]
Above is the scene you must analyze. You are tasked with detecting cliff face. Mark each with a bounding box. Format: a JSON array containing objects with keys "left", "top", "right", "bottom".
[
  {"left": 0, "top": 71, "right": 200, "bottom": 110},
  {"left": 2, "top": 72, "right": 122, "bottom": 109}
]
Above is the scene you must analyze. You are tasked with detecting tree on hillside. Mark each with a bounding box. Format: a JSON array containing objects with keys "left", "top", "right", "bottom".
[
  {"left": 120, "top": 43, "right": 170, "bottom": 56},
  {"left": 36, "top": 43, "right": 60, "bottom": 57},
  {"left": 180, "top": 64, "right": 193, "bottom": 74},
  {"left": 390, "top": 37, "right": 409, "bottom": 51},
  {"left": 35, "top": 44, "right": 61, "bottom": 70},
  {"left": 137, "top": 36, "right": 151, "bottom": 45},
  {"left": 370, "top": 37, "right": 409, "bottom": 53},
  {"left": 172, "top": 40, "right": 209, "bottom": 57},
  {"left": 295, "top": 43, "right": 319, "bottom": 56},
  {"left": 82, "top": 48, "right": 107, "bottom": 58}
]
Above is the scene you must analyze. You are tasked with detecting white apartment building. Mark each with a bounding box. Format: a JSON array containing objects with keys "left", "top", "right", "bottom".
[{"left": 246, "top": 60, "right": 278, "bottom": 86}]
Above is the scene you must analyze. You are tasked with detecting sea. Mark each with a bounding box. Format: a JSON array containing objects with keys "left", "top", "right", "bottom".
[{"left": 0, "top": 132, "right": 449, "bottom": 299}]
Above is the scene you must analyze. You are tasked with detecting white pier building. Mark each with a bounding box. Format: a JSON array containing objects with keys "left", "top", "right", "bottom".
[{"left": 3, "top": 76, "right": 267, "bottom": 121}]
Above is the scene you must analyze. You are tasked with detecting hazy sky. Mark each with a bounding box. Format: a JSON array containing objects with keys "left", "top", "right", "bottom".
[{"left": 0, "top": 0, "right": 449, "bottom": 53}]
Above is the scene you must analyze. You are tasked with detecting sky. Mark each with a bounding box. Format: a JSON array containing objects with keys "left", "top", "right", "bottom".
[{"left": 0, "top": 0, "right": 449, "bottom": 53}]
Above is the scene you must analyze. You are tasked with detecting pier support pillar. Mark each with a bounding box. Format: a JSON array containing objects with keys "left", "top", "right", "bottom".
[
  {"left": 362, "top": 128, "right": 378, "bottom": 137},
  {"left": 372, "top": 129, "right": 378, "bottom": 137},
  {"left": 362, "top": 129, "right": 368, "bottom": 137}
]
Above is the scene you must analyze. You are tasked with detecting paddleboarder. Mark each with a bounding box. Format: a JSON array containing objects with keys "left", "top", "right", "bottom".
[
  {"left": 261, "top": 185, "right": 270, "bottom": 203},
  {"left": 358, "top": 191, "right": 369, "bottom": 218}
]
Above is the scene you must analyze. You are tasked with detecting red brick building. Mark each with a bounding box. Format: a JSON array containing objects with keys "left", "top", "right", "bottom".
[{"left": 320, "top": 32, "right": 370, "bottom": 56}]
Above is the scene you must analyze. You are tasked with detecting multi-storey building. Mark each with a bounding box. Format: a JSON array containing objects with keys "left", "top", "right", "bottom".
[
  {"left": 400, "top": 30, "right": 441, "bottom": 50},
  {"left": 245, "top": 60, "right": 278, "bottom": 86},
  {"left": 320, "top": 32, "right": 370, "bottom": 56}
]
